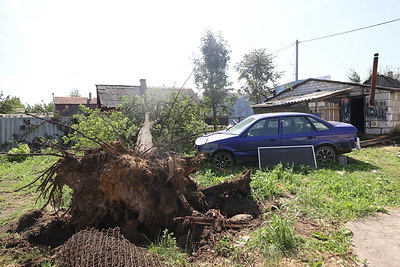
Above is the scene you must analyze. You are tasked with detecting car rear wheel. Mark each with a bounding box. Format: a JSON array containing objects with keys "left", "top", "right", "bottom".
[
  {"left": 211, "top": 151, "right": 234, "bottom": 168},
  {"left": 315, "top": 146, "right": 336, "bottom": 163}
]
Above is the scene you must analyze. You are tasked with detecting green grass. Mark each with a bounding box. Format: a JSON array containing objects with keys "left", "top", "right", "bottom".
[
  {"left": 0, "top": 154, "right": 58, "bottom": 226},
  {"left": 147, "top": 229, "right": 189, "bottom": 266},
  {"left": 192, "top": 146, "right": 400, "bottom": 264},
  {"left": 249, "top": 213, "right": 302, "bottom": 265}
]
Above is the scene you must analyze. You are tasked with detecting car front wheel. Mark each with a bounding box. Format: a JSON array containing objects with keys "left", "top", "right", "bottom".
[
  {"left": 315, "top": 146, "right": 336, "bottom": 163},
  {"left": 211, "top": 151, "right": 234, "bottom": 168}
]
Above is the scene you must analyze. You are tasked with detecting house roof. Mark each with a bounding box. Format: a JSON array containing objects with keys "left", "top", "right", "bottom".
[
  {"left": 54, "top": 97, "right": 97, "bottom": 105},
  {"left": 96, "top": 84, "right": 199, "bottom": 108},
  {"left": 275, "top": 77, "right": 400, "bottom": 98},
  {"left": 252, "top": 88, "right": 351, "bottom": 108},
  {"left": 363, "top": 74, "right": 400, "bottom": 88}
]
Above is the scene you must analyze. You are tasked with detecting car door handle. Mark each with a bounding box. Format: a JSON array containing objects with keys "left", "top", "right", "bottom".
[
  {"left": 307, "top": 136, "right": 316, "bottom": 139},
  {"left": 269, "top": 138, "right": 279, "bottom": 142}
]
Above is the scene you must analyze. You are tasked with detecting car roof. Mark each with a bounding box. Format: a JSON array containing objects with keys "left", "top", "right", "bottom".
[{"left": 250, "top": 112, "right": 313, "bottom": 119}]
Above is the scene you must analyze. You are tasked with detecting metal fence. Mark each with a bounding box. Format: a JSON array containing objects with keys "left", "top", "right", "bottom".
[{"left": 0, "top": 115, "right": 70, "bottom": 152}]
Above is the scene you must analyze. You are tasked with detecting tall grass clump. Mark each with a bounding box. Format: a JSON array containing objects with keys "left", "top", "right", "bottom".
[
  {"left": 251, "top": 164, "right": 302, "bottom": 201},
  {"left": 248, "top": 213, "right": 302, "bottom": 264},
  {"left": 148, "top": 229, "right": 188, "bottom": 266}
]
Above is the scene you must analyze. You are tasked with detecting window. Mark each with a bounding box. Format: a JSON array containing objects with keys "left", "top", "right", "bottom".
[
  {"left": 308, "top": 116, "right": 330, "bottom": 131},
  {"left": 227, "top": 117, "right": 255, "bottom": 135},
  {"left": 282, "top": 116, "right": 313, "bottom": 134},
  {"left": 247, "top": 118, "right": 279, "bottom": 136}
]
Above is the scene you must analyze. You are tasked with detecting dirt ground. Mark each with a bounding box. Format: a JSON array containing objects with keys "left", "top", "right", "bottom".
[{"left": 346, "top": 209, "right": 400, "bottom": 267}]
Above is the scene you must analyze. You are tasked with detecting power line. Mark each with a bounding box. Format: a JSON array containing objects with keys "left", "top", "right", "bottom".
[
  {"left": 271, "top": 42, "right": 295, "bottom": 55},
  {"left": 301, "top": 18, "right": 400, "bottom": 43}
]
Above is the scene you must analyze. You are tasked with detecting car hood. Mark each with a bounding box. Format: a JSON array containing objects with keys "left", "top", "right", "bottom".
[{"left": 195, "top": 131, "right": 237, "bottom": 146}]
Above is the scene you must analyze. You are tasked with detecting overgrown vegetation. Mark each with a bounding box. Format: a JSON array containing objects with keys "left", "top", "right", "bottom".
[{"left": 7, "top": 144, "right": 31, "bottom": 162}]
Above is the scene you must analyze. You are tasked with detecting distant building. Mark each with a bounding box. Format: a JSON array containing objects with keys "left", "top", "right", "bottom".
[
  {"left": 54, "top": 93, "right": 97, "bottom": 116},
  {"left": 96, "top": 79, "right": 199, "bottom": 110},
  {"left": 228, "top": 91, "right": 254, "bottom": 125}
]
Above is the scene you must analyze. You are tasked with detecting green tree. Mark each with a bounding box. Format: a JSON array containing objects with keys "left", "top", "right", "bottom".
[
  {"left": 347, "top": 68, "right": 361, "bottom": 83},
  {"left": 69, "top": 89, "right": 81, "bottom": 97},
  {"left": 0, "top": 92, "right": 25, "bottom": 113},
  {"left": 25, "top": 101, "right": 55, "bottom": 114},
  {"left": 62, "top": 106, "right": 133, "bottom": 148},
  {"left": 193, "top": 30, "right": 232, "bottom": 130},
  {"left": 381, "top": 66, "right": 400, "bottom": 80},
  {"left": 236, "top": 49, "right": 283, "bottom": 104}
]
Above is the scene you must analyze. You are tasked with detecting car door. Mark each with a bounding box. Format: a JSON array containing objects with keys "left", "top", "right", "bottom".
[
  {"left": 237, "top": 117, "right": 280, "bottom": 162},
  {"left": 280, "top": 116, "right": 319, "bottom": 146}
]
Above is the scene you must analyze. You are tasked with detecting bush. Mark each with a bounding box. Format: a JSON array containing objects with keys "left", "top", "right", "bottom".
[{"left": 7, "top": 144, "right": 30, "bottom": 162}]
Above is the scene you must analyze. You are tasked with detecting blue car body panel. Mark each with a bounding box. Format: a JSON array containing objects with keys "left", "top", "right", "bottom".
[{"left": 195, "top": 112, "right": 357, "bottom": 164}]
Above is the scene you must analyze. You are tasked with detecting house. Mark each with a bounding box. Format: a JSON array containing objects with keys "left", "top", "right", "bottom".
[
  {"left": 54, "top": 93, "right": 97, "bottom": 116},
  {"left": 228, "top": 91, "right": 254, "bottom": 125},
  {"left": 252, "top": 75, "right": 400, "bottom": 134},
  {"left": 96, "top": 79, "right": 199, "bottom": 110}
]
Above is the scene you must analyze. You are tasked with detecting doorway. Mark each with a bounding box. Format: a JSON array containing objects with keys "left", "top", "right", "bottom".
[{"left": 350, "top": 97, "right": 365, "bottom": 132}]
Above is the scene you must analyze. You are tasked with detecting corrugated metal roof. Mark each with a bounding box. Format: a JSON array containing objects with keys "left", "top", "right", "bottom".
[
  {"left": 252, "top": 88, "right": 351, "bottom": 108},
  {"left": 363, "top": 74, "right": 400, "bottom": 88}
]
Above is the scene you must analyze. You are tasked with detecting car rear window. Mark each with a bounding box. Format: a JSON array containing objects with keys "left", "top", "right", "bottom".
[{"left": 308, "top": 117, "right": 330, "bottom": 131}]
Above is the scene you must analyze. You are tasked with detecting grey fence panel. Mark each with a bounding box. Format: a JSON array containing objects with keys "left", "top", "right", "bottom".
[{"left": 0, "top": 116, "right": 70, "bottom": 152}]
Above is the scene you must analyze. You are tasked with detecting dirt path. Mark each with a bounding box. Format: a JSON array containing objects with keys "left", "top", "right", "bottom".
[{"left": 346, "top": 209, "right": 400, "bottom": 266}]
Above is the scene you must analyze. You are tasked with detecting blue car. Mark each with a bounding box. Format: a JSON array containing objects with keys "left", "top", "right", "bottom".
[{"left": 195, "top": 112, "right": 358, "bottom": 168}]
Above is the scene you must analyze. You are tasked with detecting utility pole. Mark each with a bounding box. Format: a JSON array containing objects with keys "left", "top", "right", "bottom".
[{"left": 295, "top": 39, "right": 299, "bottom": 81}]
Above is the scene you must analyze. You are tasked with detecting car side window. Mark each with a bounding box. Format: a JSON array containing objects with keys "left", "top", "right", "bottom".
[
  {"left": 308, "top": 117, "right": 330, "bottom": 131},
  {"left": 282, "top": 116, "right": 313, "bottom": 134},
  {"left": 247, "top": 118, "right": 279, "bottom": 137}
]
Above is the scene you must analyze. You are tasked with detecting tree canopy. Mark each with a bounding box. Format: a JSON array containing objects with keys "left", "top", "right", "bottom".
[
  {"left": 69, "top": 89, "right": 81, "bottom": 97},
  {"left": 236, "top": 49, "right": 283, "bottom": 104},
  {"left": 25, "top": 101, "right": 55, "bottom": 114},
  {"left": 347, "top": 68, "right": 361, "bottom": 83},
  {"left": 193, "top": 30, "right": 232, "bottom": 130},
  {"left": 0, "top": 91, "right": 25, "bottom": 114}
]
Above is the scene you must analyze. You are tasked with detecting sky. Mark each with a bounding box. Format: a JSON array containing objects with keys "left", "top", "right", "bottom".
[{"left": 1, "top": 0, "right": 399, "bottom": 106}]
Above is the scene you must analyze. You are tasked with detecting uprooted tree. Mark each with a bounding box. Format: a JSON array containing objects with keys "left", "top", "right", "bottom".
[{"left": 7, "top": 88, "right": 260, "bottom": 265}]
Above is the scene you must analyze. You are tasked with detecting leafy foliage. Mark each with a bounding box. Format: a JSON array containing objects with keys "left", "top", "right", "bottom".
[
  {"left": 69, "top": 89, "right": 82, "bottom": 97},
  {"left": 236, "top": 49, "right": 283, "bottom": 103},
  {"left": 7, "top": 144, "right": 31, "bottom": 162},
  {"left": 193, "top": 30, "right": 233, "bottom": 130},
  {"left": 64, "top": 89, "right": 207, "bottom": 153},
  {"left": 62, "top": 106, "right": 134, "bottom": 148},
  {"left": 121, "top": 89, "right": 207, "bottom": 153},
  {"left": 25, "top": 101, "right": 55, "bottom": 113},
  {"left": 347, "top": 68, "right": 361, "bottom": 83},
  {"left": 0, "top": 91, "right": 25, "bottom": 114}
]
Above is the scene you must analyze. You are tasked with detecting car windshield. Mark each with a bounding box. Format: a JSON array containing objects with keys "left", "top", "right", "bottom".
[{"left": 226, "top": 117, "right": 256, "bottom": 135}]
